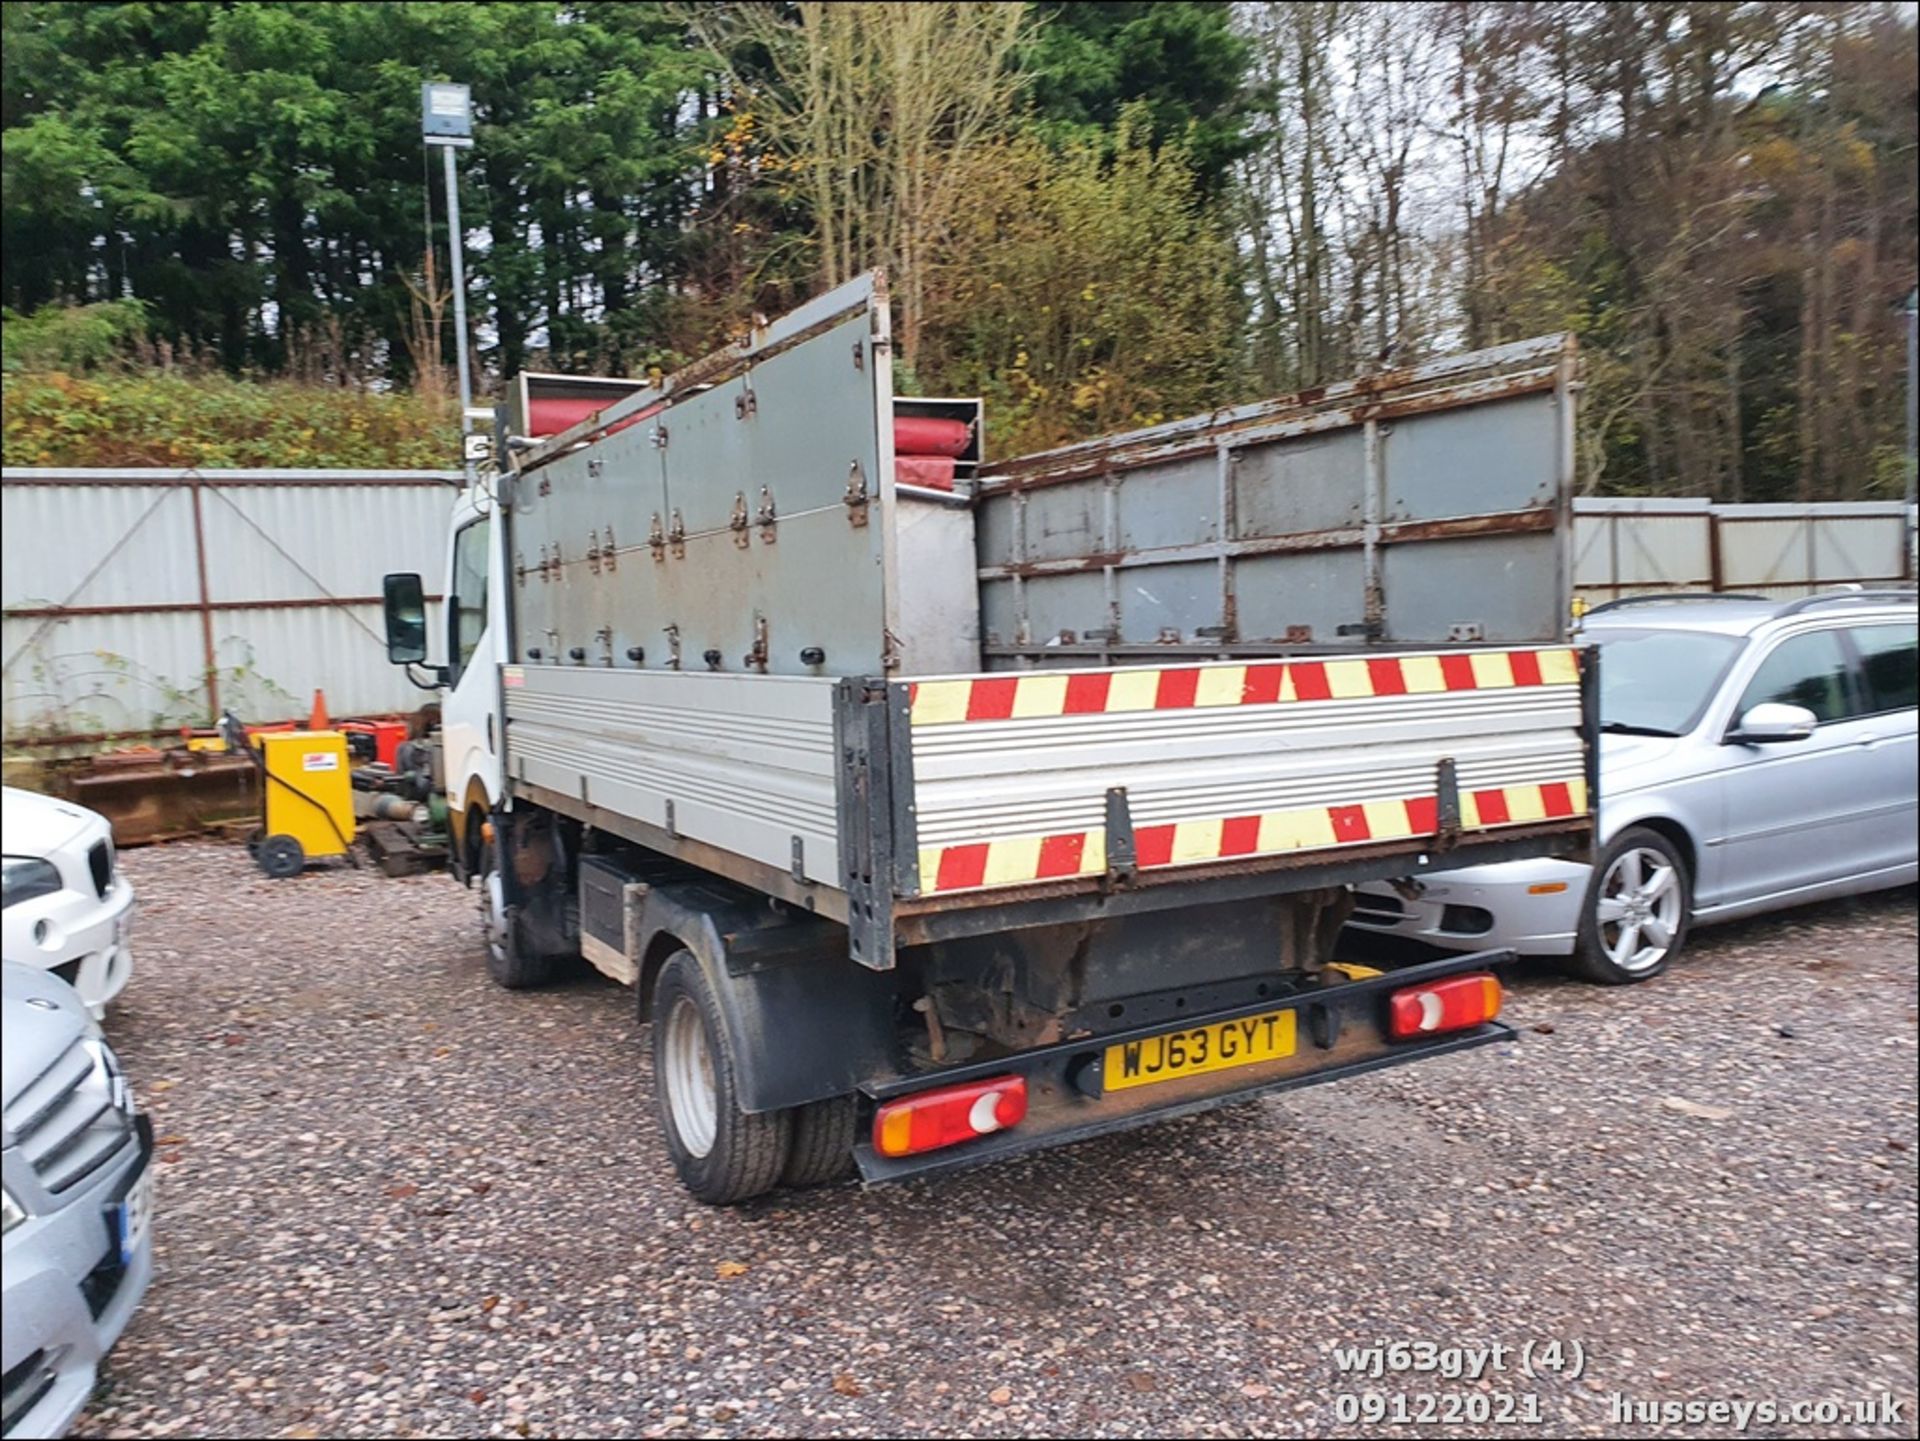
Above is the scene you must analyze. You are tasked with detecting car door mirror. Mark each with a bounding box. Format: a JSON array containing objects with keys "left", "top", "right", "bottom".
[
  {"left": 1729, "top": 701, "right": 1817, "bottom": 744},
  {"left": 382, "top": 572, "right": 429, "bottom": 665}
]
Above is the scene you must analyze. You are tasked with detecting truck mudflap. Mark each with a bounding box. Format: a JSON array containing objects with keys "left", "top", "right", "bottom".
[{"left": 852, "top": 950, "right": 1517, "bottom": 1184}]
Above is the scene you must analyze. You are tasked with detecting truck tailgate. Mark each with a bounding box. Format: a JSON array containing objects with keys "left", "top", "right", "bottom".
[{"left": 907, "top": 646, "right": 1588, "bottom": 896}]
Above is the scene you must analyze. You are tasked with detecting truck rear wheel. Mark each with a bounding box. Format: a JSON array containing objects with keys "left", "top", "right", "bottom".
[
  {"left": 479, "top": 840, "right": 558, "bottom": 989},
  {"left": 651, "top": 950, "right": 790, "bottom": 1204},
  {"left": 781, "top": 1096, "right": 858, "bottom": 1187}
]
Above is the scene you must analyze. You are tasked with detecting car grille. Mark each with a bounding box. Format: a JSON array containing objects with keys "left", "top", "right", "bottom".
[
  {"left": 88, "top": 837, "right": 114, "bottom": 898},
  {"left": 2, "top": 1348, "right": 57, "bottom": 1438},
  {"left": 80, "top": 1237, "right": 130, "bottom": 1320},
  {"left": 3, "top": 1036, "right": 133, "bottom": 1195}
]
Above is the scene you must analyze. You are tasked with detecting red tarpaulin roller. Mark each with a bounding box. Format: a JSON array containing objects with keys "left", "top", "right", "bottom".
[
  {"left": 892, "top": 416, "right": 973, "bottom": 458},
  {"left": 895, "top": 455, "right": 958, "bottom": 491},
  {"left": 526, "top": 395, "right": 654, "bottom": 438}
]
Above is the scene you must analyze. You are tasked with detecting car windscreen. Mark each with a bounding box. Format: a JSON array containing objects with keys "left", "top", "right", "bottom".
[{"left": 1593, "top": 627, "right": 1746, "bottom": 736}]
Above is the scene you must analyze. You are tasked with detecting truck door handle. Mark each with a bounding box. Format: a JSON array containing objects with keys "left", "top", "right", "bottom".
[{"left": 488, "top": 714, "right": 496, "bottom": 751}]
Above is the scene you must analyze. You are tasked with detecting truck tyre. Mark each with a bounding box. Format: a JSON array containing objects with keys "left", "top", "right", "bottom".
[
  {"left": 479, "top": 840, "right": 558, "bottom": 990},
  {"left": 781, "top": 1096, "right": 859, "bottom": 1188},
  {"left": 651, "top": 950, "right": 791, "bottom": 1204},
  {"left": 1569, "top": 826, "right": 1692, "bottom": 985}
]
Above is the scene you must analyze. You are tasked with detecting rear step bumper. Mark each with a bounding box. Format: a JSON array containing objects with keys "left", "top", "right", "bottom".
[{"left": 853, "top": 949, "right": 1517, "bottom": 1184}]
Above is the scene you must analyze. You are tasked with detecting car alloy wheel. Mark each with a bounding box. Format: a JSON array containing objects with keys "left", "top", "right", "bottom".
[{"left": 1593, "top": 844, "right": 1684, "bottom": 974}]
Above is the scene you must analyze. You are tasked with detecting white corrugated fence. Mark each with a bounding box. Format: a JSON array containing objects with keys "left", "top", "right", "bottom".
[
  {"left": 1573, "top": 498, "right": 1914, "bottom": 602},
  {"left": 3, "top": 467, "right": 455, "bottom": 745}
]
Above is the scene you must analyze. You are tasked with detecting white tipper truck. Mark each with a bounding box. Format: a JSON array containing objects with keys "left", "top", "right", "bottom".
[{"left": 380, "top": 272, "right": 1596, "bottom": 1203}]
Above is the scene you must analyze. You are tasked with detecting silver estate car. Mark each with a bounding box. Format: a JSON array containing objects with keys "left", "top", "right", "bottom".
[
  {"left": 1349, "top": 589, "right": 1918, "bottom": 983},
  {"left": 2, "top": 961, "right": 153, "bottom": 1439}
]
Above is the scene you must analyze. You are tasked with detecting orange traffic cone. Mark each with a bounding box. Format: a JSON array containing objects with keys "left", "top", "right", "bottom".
[{"left": 308, "top": 688, "right": 331, "bottom": 731}]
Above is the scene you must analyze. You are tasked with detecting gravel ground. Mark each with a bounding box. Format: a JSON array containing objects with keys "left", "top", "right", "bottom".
[{"left": 71, "top": 841, "right": 1916, "bottom": 1440}]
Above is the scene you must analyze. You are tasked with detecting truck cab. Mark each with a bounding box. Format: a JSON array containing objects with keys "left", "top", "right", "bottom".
[{"left": 437, "top": 481, "right": 505, "bottom": 882}]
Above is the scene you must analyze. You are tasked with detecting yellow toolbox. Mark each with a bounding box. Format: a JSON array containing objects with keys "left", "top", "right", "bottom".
[{"left": 249, "top": 730, "right": 356, "bottom": 877}]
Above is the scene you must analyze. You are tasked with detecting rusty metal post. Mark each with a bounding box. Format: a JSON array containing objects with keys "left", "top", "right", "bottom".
[{"left": 188, "top": 474, "right": 219, "bottom": 724}]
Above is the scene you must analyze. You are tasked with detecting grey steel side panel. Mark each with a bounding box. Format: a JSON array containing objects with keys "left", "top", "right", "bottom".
[
  {"left": 973, "top": 335, "right": 1578, "bottom": 664},
  {"left": 506, "top": 276, "right": 894, "bottom": 677},
  {"left": 502, "top": 665, "right": 843, "bottom": 885},
  {"left": 892, "top": 495, "right": 981, "bottom": 674}
]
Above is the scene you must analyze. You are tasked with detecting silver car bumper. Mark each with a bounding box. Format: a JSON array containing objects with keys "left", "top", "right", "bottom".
[
  {"left": 2, "top": 1115, "right": 153, "bottom": 1440},
  {"left": 1349, "top": 857, "right": 1590, "bottom": 957}
]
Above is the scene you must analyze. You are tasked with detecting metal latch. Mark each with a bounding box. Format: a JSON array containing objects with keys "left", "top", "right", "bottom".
[
  {"left": 756, "top": 486, "right": 778, "bottom": 544},
  {"left": 1435, "top": 757, "right": 1461, "bottom": 850},
  {"left": 843, "top": 460, "right": 869, "bottom": 527},
  {"left": 1103, "top": 787, "right": 1137, "bottom": 885},
  {"left": 648, "top": 512, "right": 666, "bottom": 563},
  {"left": 744, "top": 613, "right": 770, "bottom": 673},
  {"left": 730, "top": 493, "right": 751, "bottom": 548}
]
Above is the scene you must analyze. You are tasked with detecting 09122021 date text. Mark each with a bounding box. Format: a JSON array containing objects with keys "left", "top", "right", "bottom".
[{"left": 1332, "top": 1391, "right": 1546, "bottom": 1426}]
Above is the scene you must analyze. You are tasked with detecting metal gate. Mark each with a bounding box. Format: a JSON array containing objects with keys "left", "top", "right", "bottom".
[
  {"left": 1572, "top": 498, "right": 1913, "bottom": 603},
  {"left": 3, "top": 467, "right": 454, "bottom": 746}
]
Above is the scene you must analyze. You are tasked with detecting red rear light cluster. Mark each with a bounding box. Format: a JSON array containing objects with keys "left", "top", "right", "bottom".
[
  {"left": 1388, "top": 972, "right": 1502, "bottom": 1039},
  {"left": 873, "top": 1074, "right": 1027, "bottom": 1158}
]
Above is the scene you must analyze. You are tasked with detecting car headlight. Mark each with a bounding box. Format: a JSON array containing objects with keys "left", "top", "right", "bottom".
[
  {"left": 2, "top": 1185, "right": 24, "bottom": 1233},
  {"left": 2, "top": 856, "right": 63, "bottom": 910}
]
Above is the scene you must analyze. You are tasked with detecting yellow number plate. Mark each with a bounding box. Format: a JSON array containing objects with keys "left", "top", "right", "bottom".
[{"left": 1102, "top": 1008, "right": 1298, "bottom": 1092}]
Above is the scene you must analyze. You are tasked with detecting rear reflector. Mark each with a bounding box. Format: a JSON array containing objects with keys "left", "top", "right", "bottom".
[
  {"left": 1388, "top": 972, "right": 1501, "bottom": 1039},
  {"left": 873, "top": 1075, "right": 1027, "bottom": 1159}
]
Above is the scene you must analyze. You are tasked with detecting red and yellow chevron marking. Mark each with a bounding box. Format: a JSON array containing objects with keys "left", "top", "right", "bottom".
[
  {"left": 908, "top": 648, "right": 1581, "bottom": 727},
  {"left": 917, "top": 778, "right": 1589, "bottom": 895}
]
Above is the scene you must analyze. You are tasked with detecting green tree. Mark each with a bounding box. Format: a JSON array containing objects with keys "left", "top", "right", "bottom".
[
  {"left": 1020, "top": 1, "right": 1252, "bottom": 193},
  {"left": 922, "top": 111, "right": 1241, "bottom": 455}
]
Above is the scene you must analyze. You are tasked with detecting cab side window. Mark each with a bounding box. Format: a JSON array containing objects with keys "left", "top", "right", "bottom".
[
  {"left": 1735, "top": 629, "right": 1855, "bottom": 724},
  {"left": 450, "top": 518, "right": 490, "bottom": 683},
  {"left": 1850, "top": 622, "right": 1917, "bottom": 715}
]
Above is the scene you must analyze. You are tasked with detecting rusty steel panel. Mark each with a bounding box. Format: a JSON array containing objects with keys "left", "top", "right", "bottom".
[{"left": 974, "top": 335, "right": 1579, "bottom": 663}]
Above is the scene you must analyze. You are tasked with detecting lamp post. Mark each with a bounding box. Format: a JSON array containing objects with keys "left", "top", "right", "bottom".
[{"left": 422, "top": 82, "right": 477, "bottom": 487}]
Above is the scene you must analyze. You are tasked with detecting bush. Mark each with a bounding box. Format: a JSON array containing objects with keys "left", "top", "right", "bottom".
[
  {"left": 0, "top": 299, "right": 150, "bottom": 374},
  {"left": 2, "top": 370, "right": 457, "bottom": 469}
]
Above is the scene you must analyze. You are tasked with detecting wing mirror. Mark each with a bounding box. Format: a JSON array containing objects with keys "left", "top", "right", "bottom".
[
  {"left": 1729, "top": 702, "right": 1817, "bottom": 744},
  {"left": 382, "top": 571, "right": 430, "bottom": 665}
]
